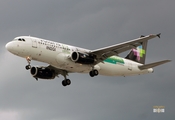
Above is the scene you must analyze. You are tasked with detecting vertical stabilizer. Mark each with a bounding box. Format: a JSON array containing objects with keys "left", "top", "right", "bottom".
[{"left": 125, "top": 40, "right": 147, "bottom": 64}]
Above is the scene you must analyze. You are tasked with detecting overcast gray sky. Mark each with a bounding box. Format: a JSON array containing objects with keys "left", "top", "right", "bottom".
[{"left": 0, "top": 0, "right": 175, "bottom": 120}]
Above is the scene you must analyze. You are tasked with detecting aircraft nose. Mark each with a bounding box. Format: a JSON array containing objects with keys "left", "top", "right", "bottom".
[{"left": 5, "top": 42, "right": 13, "bottom": 52}]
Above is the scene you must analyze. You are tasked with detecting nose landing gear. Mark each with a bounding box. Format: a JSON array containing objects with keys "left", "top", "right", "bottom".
[
  {"left": 25, "top": 57, "right": 31, "bottom": 70},
  {"left": 25, "top": 65, "right": 31, "bottom": 70}
]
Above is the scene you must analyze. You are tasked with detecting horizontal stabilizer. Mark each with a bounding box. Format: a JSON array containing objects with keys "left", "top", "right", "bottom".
[{"left": 138, "top": 60, "right": 171, "bottom": 70}]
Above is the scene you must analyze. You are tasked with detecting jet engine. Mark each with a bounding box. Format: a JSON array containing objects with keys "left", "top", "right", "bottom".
[
  {"left": 30, "top": 67, "right": 56, "bottom": 79},
  {"left": 71, "top": 52, "right": 95, "bottom": 64}
]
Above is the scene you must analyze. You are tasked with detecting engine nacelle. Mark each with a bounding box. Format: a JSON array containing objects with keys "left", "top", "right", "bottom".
[
  {"left": 71, "top": 52, "right": 95, "bottom": 64},
  {"left": 30, "top": 67, "right": 56, "bottom": 79}
]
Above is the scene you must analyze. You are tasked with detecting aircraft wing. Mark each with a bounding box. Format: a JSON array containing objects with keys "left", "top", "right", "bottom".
[{"left": 90, "top": 34, "right": 161, "bottom": 63}]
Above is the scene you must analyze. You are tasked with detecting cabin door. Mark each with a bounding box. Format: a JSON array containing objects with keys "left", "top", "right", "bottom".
[{"left": 31, "top": 39, "right": 37, "bottom": 48}]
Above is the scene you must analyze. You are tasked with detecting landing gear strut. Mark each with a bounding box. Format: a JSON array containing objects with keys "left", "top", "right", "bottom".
[
  {"left": 89, "top": 69, "right": 99, "bottom": 77},
  {"left": 25, "top": 57, "right": 31, "bottom": 70}
]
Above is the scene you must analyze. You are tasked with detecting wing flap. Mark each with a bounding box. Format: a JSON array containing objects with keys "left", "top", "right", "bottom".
[{"left": 138, "top": 60, "right": 171, "bottom": 70}]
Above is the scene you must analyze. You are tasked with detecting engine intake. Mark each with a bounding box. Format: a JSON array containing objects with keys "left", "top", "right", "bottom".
[
  {"left": 71, "top": 52, "right": 95, "bottom": 64},
  {"left": 30, "top": 67, "right": 56, "bottom": 79}
]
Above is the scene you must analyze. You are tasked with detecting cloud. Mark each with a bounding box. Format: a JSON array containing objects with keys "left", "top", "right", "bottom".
[{"left": 0, "top": 111, "right": 20, "bottom": 120}]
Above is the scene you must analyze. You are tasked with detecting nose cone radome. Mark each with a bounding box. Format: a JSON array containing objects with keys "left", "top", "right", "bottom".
[{"left": 5, "top": 42, "right": 13, "bottom": 52}]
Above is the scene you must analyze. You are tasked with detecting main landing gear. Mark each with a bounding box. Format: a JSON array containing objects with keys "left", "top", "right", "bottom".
[
  {"left": 62, "top": 72, "right": 71, "bottom": 87},
  {"left": 25, "top": 57, "right": 31, "bottom": 70},
  {"left": 89, "top": 69, "right": 99, "bottom": 77},
  {"left": 62, "top": 79, "right": 71, "bottom": 86}
]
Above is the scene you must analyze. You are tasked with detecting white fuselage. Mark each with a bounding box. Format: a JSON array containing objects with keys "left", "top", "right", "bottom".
[{"left": 6, "top": 36, "right": 153, "bottom": 77}]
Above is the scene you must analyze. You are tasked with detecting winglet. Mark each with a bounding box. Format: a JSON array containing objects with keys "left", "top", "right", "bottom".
[{"left": 157, "top": 33, "right": 161, "bottom": 38}]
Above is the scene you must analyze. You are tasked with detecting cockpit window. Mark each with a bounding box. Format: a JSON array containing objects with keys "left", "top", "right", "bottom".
[{"left": 18, "top": 38, "right": 25, "bottom": 42}]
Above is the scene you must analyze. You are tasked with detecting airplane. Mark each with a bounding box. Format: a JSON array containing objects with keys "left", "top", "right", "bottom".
[{"left": 5, "top": 33, "right": 171, "bottom": 87}]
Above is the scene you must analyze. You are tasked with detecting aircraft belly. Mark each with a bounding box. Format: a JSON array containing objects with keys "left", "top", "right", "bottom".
[
  {"left": 98, "top": 62, "right": 126, "bottom": 76},
  {"left": 65, "top": 65, "right": 91, "bottom": 73},
  {"left": 98, "top": 62, "right": 149, "bottom": 76}
]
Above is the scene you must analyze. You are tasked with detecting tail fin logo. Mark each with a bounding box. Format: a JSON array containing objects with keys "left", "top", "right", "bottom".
[{"left": 132, "top": 46, "right": 145, "bottom": 61}]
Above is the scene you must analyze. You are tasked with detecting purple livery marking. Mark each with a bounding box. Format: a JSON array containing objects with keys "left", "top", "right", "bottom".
[{"left": 132, "top": 46, "right": 145, "bottom": 61}]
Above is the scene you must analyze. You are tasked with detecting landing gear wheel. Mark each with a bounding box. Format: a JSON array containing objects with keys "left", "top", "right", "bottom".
[
  {"left": 89, "top": 71, "right": 94, "bottom": 77},
  {"left": 89, "top": 69, "right": 99, "bottom": 77},
  {"left": 62, "top": 80, "right": 67, "bottom": 86},
  {"left": 66, "top": 79, "right": 71, "bottom": 85},
  {"left": 62, "top": 79, "right": 71, "bottom": 86},
  {"left": 25, "top": 65, "right": 31, "bottom": 70},
  {"left": 93, "top": 70, "right": 98, "bottom": 76}
]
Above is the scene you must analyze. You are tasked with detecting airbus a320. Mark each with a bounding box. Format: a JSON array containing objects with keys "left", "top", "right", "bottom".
[{"left": 5, "top": 33, "right": 171, "bottom": 86}]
